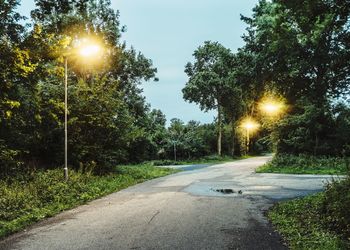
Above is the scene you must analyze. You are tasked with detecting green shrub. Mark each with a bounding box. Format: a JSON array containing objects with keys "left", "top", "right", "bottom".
[
  {"left": 151, "top": 159, "right": 179, "bottom": 166},
  {"left": 269, "top": 176, "right": 350, "bottom": 249},
  {"left": 320, "top": 177, "right": 350, "bottom": 240},
  {"left": 0, "top": 141, "right": 23, "bottom": 178},
  {"left": 0, "top": 165, "right": 176, "bottom": 238},
  {"left": 150, "top": 155, "right": 236, "bottom": 166},
  {"left": 268, "top": 193, "right": 348, "bottom": 249},
  {"left": 203, "top": 155, "right": 224, "bottom": 161},
  {"left": 257, "top": 154, "right": 348, "bottom": 174}
]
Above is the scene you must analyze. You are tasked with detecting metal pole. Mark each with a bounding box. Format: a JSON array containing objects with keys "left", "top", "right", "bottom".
[
  {"left": 64, "top": 57, "right": 68, "bottom": 181},
  {"left": 246, "top": 128, "right": 250, "bottom": 155},
  {"left": 173, "top": 141, "right": 177, "bottom": 162}
]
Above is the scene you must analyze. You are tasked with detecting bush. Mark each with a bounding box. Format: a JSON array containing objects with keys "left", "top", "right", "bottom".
[
  {"left": 272, "top": 101, "right": 350, "bottom": 157},
  {"left": 268, "top": 192, "right": 348, "bottom": 249},
  {"left": 320, "top": 176, "right": 350, "bottom": 240},
  {"left": 0, "top": 165, "right": 176, "bottom": 238},
  {"left": 0, "top": 141, "right": 22, "bottom": 178},
  {"left": 257, "top": 154, "right": 349, "bottom": 174},
  {"left": 151, "top": 159, "right": 179, "bottom": 166},
  {"left": 268, "top": 175, "right": 350, "bottom": 249}
]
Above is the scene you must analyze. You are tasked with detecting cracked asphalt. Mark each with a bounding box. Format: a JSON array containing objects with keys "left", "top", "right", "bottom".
[{"left": 0, "top": 156, "right": 339, "bottom": 250}]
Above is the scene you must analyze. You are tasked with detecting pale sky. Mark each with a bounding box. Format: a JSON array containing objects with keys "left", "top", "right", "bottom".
[{"left": 18, "top": 0, "right": 259, "bottom": 125}]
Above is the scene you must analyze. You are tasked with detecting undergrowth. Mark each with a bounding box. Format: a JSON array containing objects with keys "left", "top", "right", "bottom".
[
  {"left": 256, "top": 154, "right": 349, "bottom": 174},
  {"left": 0, "top": 164, "right": 177, "bottom": 238},
  {"left": 269, "top": 177, "right": 350, "bottom": 249}
]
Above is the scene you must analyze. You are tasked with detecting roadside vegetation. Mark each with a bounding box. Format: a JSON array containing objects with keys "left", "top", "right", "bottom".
[
  {"left": 256, "top": 154, "right": 349, "bottom": 175},
  {"left": 1, "top": 0, "right": 349, "bottom": 247},
  {"left": 258, "top": 153, "right": 350, "bottom": 248},
  {"left": 268, "top": 176, "right": 350, "bottom": 249},
  {"left": 149, "top": 154, "right": 252, "bottom": 166},
  {"left": 0, "top": 164, "right": 177, "bottom": 239}
]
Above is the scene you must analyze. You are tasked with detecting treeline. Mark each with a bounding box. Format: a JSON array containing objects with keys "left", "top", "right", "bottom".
[
  {"left": 183, "top": 0, "right": 350, "bottom": 158},
  {"left": 0, "top": 0, "right": 216, "bottom": 177},
  {"left": 1, "top": 0, "right": 350, "bottom": 177}
]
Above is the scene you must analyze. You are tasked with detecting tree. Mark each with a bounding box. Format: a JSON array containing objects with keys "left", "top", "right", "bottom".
[
  {"left": 220, "top": 74, "right": 244, "bottom": 156},
  {"left": 0, "top": 0, "right": 160, "bottom": 173},
  {"left": 167, "top": 118, "right": 185, "bottom": 161},
  {"left": 0, "top": 0, "right": 39, "bottom": 175},
  {"left": 241, "top": 0, "right": 350, "bottom": 103},
  {"left": 239, "top": 0, "right": 350, "bottom": 155},
  {"left": 182, "top": 41, "right": 235, "bottom": 156}
]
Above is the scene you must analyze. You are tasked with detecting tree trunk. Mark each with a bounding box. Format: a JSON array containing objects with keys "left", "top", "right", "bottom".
[
  {"left": 173, "top": 141, "right": 177, "bottom": 161},
  {"left": 231, "top": 121, "right": 235, "bottom": 157},
  {"left": 217, "top": 105, "right": 222, "bottom": 156},
  {"left": 314, "top": 134, "right": 319, "bottom": 156}
]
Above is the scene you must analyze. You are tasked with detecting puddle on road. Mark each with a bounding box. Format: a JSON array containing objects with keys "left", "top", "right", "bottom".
[
  {"left": 213, "top": 188, "right": 234, "bottom": 194},
  {"left": 211, "top": 188, "right": 242, "bottom": 195}
]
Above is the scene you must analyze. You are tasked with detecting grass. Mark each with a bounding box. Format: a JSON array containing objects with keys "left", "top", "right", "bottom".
[
  {"left": 150, "top": 154, "right": 254, "bottom": 166},
  {"left": 260, "top": 154, "right": 350, "bottom": 249},
  {"left": 268, "top": 192, "right": 349, "bottom": 250},
  {"left": 256, "top": 154, "right": 349, "bottom": 175},
  {"left": 268, "top": 175, "right": 350, "bottom": 249},
  {"left": 0, "top": 164, "right": 178, "bottom": 239}
]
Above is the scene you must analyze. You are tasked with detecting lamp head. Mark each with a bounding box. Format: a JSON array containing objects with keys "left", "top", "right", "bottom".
[
  {"left": 259, "top": 99, "right": 284, "bottom": 116},
  {"left": 241, "top": 118, "right": 259, "bottom": 132},
  {"left": 79, "top": 44, "right": 101, "bottom": 57}
]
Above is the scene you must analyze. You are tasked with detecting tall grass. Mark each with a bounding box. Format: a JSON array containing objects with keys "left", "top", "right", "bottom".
[
  {"left": 256, "top": 154, "right": 349, "bottom": 174},
  {"left": 268, "top": 176, "right": 350, "bottom": 249},
  {"left": 0, "top": 165, "right": 177, "bottom": 238}
]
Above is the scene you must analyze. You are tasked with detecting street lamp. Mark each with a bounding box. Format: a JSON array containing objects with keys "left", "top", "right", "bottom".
[
  {"left": 241, "top": 118, "right": 259, "bottom": 155},
  {"left": 63, "top": 40, "right": 103, "bottom": 181},
  {"left": 258, "top": 99, "right": 284, "bottom": 116}
]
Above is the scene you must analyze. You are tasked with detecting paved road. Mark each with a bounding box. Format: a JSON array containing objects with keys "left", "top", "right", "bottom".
[
  {"left": 0, "top": 156, "right": 339, "bottom": 250},
  {"left": 160, "top": 163, "right": 213, "bottom": 171}
]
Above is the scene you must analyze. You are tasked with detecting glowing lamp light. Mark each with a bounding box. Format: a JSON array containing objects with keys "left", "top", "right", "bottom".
[
  {"left": 240, "top": 117, "right": 259, "bottom": 155},
  {"left": 241, "top": 118, "right": 259, "bottom": 132},
  {"left": 244, "top": 122, "right": 256, "bottom": 130},
  {"left": 262, "top": 103, "right": 279, "bottom": 113},
  {"left": 79, "top": 44, "right": 101, "bottom": 57},
  {"left": 259, "top": 100, "right": 284, "bottom": 116}
]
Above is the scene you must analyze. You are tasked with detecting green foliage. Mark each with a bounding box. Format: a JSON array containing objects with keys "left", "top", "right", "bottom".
[
  {"left": 268, "top": 193, "right": 348, "bottom": 249},
  {"left": 183, "top": 41, "right": 235, "bottom": 112},
  {"left": 150, "top": 154, "right": 236, "bottom": 166},
  {"left": 241, "top": 0, "right": 350, "bottom": 102},
  {"left": 183, "top": 41, "right": 244, "bottom": 156},
  {"left": 0, "top": 164, "right": 177, "bottom": 238},
  {"left": 0, "top": 0, "right": 24, "bottom": 42},
  {"left": 236, "top": 0, "right": 350, "bottom": 156},
  {"left": 31, "top": 0, "right": 122, "bottom": 45},
  {"left": 320, "top": 177, "right": 350, "bottom": 240},
  {"left": 0, "top": 140, "right": 22, "bottom": 176},
  {"left": 165, "top": 119, "right": 219, "bottom": 160},
  {"left": 0, "top": 0, "right": 39, "bottom": 174},
  {"left": 0, "top": 0, "right": 166, "bottom": 174},
  {"left": 271, "top": 100, "right": 350, "bottom": 156},
  {"left": 256, "top": 154, "right": 349, "bottom": 175},
  {"left": 269, "top": 175, "right": 350, "bottom": 249}
]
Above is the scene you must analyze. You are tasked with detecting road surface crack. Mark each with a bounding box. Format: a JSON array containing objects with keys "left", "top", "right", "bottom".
[{"left": 148, "top": 210, "right": 160, "bottom": 224}]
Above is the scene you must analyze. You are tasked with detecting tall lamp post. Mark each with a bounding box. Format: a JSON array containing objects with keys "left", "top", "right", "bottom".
[
  {"left": 64, "top": 41, "right": 102, "bottom": 181},
  {"left": 64, "top": 56, "right": 68, "bottom": 180}
]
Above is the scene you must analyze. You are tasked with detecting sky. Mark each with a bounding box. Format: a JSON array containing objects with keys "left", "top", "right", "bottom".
[{"left": 18, "top": 0, "right": 259, "bottom": 125}]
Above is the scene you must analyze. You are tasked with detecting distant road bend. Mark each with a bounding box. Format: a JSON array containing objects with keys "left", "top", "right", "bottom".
[{"left": 0, "top": 156, "right": 336, "bottom": 250}]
